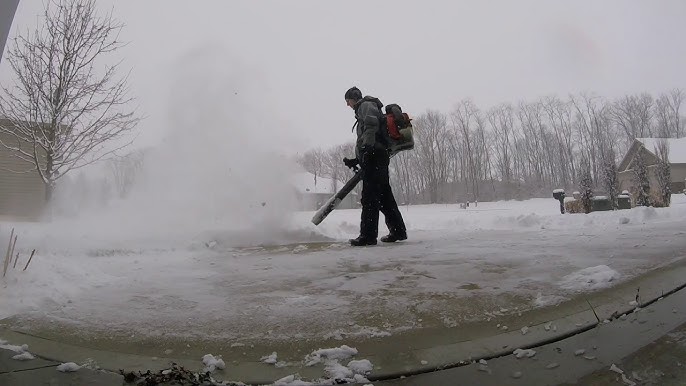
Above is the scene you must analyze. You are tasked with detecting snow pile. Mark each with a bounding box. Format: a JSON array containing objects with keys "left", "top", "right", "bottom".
[
  {"left": 513, "top": 348, "right": 536, "bottom": 358},
  {"left": 56, "top": 362, "right": 81, "bottom": 372},
  {"left": 322, "top": 358, "right": 372, "bottom": 383},
  {"left": 323, "top": 361, "right": 354, "bottom": 380},
  {"left": 261, "top": 352, "right": 278, "bottom": 364},
  {"left": 12, "top": 352, "right": 35, "bottom": 361},
  {"left": 273, "top": 375, "right": 314, "bottom": 386},
  {"left": 347, "top": 359, "right": 373, "bottom": 374},
  {"left": 0, "top": 340, "right": 35, "bottom": 360},
  {"left": 559, "top": 265, "right": 621, "bottom": 291},
  {"left": 275, "top": 345, "right": 373, "bottom": 385},
  {"left": 304, "top": 345, "right": 358, "bottom": 367},
  {"left": 0, "top": 341, "right": 29, "bottom": 353},
  {"left": 201, "top": 354, "right": 225, "bottom": 372}
]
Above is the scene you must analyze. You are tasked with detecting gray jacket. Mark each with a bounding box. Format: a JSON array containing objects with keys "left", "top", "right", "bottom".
[{"left": 354, "top": 96, "right": 390, "bottom": 159}]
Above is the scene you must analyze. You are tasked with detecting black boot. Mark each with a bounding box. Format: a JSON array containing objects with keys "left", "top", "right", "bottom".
[
  {"left": 349, "top": 236, "right": 377, "bottom": 246},
  {"left": 380, "top": 233, "right": 407, "bottom": 243}
]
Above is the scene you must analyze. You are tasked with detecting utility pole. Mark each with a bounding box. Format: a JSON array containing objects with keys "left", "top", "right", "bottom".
[{"left": 0, "top": 0, "right": 21, "bottom": 64}]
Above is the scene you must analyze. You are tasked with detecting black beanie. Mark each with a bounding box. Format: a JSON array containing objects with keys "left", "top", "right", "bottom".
[{"left": 344, "top": 86, "right": 362, "bottom": 101}]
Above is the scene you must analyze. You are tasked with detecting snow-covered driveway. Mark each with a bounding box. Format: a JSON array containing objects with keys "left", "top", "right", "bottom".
[{"left": 1, "top": 196, "right": 685, "bottom": 344}]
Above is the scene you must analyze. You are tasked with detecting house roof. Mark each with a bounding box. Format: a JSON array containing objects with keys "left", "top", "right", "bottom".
[
  {"left": 292, "top": 172, "right": 344, "bottom": 194},
  {"left": 636, "top": 137, "right": 686, "bottom": 164},
  {"left": 619, "top": 137, "right": 686, "bottom": 171}
]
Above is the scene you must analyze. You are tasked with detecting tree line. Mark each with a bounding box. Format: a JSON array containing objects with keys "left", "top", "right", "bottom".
[{"left": 297, "top": 90, "right": 684, "bottom": 204}]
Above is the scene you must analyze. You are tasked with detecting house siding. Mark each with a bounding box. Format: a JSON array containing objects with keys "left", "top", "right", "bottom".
[
  {"left": 0, "top": 122, "right": 46, "bottom": 219},
  {"left": 671, "top": 164, "right": 686, "bottom": 192},
  {"left": 617, "top": 138, "right": 686, "bottom": 197},
  {"left": 618, "top": 163, "right": 686, "bottom": 196}
]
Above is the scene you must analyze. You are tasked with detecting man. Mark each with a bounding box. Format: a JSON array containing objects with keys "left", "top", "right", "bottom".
[{"left": 344, "top": 86, "right": 407, "bottom": 246}]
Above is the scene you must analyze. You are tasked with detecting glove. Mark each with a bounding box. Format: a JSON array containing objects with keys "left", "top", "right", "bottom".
[{"left": 343, "top": 157, "right": 359, "bottom": 171}]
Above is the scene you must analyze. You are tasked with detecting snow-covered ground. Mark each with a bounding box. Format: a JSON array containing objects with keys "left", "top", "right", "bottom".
[{"left": 1, "top": 195, "right": 686, "bottom": 344}]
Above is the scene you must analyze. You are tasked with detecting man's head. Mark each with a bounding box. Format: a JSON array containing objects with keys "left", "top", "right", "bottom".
[{"left": 344, "top": 86, "right": 362, "bottom": 109}]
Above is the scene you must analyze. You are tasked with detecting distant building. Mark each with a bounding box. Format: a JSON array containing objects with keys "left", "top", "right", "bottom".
[
  {"left": 617, "top": 137, "right": 686, "bottom": 195},
  {"left": 292, "top": 172, "right": 357, "bottom": 211},
  {"left": 0, "top": 118, "right": 47, "bottom": 220}
]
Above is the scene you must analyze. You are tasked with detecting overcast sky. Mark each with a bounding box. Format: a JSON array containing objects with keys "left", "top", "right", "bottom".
[{"left": 1, "top": 0, "right": 685, "bottom": 155}]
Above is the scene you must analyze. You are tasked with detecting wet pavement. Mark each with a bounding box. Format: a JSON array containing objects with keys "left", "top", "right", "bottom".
[{"left": 571, "top": 320, "right": 686, "bottom": 385}]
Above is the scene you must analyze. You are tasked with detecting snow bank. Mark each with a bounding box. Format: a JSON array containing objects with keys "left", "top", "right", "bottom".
[
  {"left": 5, "top": 194, "right": 685, "bottom": 255},
  {"left": 301, "top": 195, "right": 686, "bottom": 241}
]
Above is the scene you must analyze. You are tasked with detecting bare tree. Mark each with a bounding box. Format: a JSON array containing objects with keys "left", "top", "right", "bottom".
[
  {"left": 322, "top": 143, "right": 357, "bottom": 193},
  {"left": 610, "top": 93, "right": 655, "bottom": 148},
  {"left": 0, "top": 0, "right": 139, "bottom": 201},
  {"left": 297, "top": 148, "right": 326, "bottom": 179},
  {"left": 570, "top": 93, "right": 615, "bottom": 187},
  {"left": 391, "top": 148, "right": 423, "bottom": 204},
  {"left": 542, "top": 96, "right": 576, "bottom": 188},
  {"left": 518, "top": 100, "right": 552, "bottom": 190},
  {"left": 655, "top": 89, "right": 685, "bottom": 139},
  {"left": 300, "top": 89, "right": 680, "bottom": 205},
  {"left": 108, "top": 149, "right": 146, "bottom": 198},
  {"left": 451, "top": 100, "right": 482, "bottom": 202},
  {"left": 415, "top": 110, "right": 450, "bottom": 203},
  {"left": 487, "top": 104, "right": 514, "bottom": 185}
]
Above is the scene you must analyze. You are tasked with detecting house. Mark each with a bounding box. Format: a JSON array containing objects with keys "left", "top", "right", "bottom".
[
  {"left": 0, "top": 118, "right": 47, "bottom": 220},
  {"left": 617, "top": 137, "right": 686, "bottom": 196},
  {"left": 0, "top": 1, "right": 20, "bottom": 66},
  {"left": 292, "top": 172, "right": 357, "bottom": 211}
]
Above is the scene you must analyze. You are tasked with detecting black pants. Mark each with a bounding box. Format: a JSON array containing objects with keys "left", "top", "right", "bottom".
[{"left": 359, "top": 151, "right": 406, "bottom": 239}]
